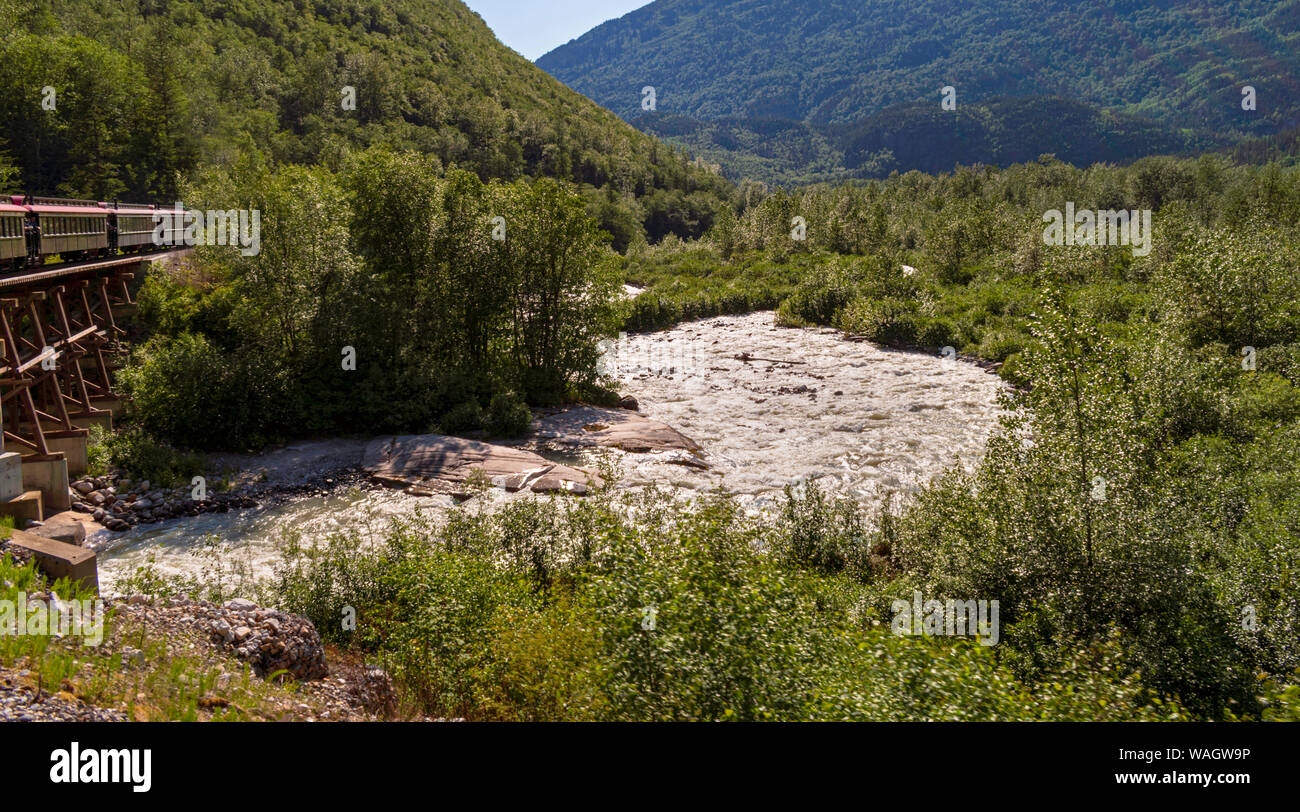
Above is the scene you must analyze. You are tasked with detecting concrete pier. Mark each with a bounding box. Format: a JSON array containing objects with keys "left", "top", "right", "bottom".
[{"left": 19, "top": 456, "right": 71, "bottom": 513}]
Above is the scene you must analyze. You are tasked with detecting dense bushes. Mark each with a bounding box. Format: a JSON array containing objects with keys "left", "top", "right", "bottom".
[
  {"left": 885, "top": 282, "right": 1300, "bottom": 717},
  {"left": 123, "top": 150, "right": 621, "bottom": 450},
  {"left": 256, "top": 486, "right": 1189, "bottom": 721},
  {"left": 120, "top": 333, "right": 292, "bottom": 452}
]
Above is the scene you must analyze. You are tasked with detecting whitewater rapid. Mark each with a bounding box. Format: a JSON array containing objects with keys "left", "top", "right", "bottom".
[{"left": 93, "top": 312, "right": 1006, "bottom": 589}]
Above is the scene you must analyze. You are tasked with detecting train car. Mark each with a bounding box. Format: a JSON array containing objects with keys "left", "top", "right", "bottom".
[
  {"left": 0, "top": 199, "right": 28, "bottom": 272},
  {"left": 109, "top": 202, "right": 163, "bottom": 252},
  {"left": 14, "top": 196, "right": 110, "bottom": 263},
  {"left": 0, "top": 194, "right": 176, "bottom": 274}
]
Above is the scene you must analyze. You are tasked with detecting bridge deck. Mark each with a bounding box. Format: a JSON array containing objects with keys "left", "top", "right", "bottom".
[{"left": 0, "top": 250, "right": 188, "bottom": 290}]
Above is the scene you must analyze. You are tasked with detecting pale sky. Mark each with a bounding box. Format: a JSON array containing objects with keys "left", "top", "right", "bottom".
[{"left": 464, "top": 1, "right": 651, "bottom": 61}]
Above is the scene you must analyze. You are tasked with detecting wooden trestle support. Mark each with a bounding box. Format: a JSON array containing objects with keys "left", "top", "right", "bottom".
[{"left": 0, "top": 267, "right": 134, "bottom": 464}]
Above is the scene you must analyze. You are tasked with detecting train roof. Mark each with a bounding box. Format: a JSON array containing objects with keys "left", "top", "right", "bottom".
[
  {"left": 22, "top": 195, "right": 100, "bottom": 207},
  {"left": 29, "top": 205, "right": 109, "bottom": 215},
  {"left": 4, "top": 195, "right": 165, "bottom": 215},
  {"left": 16, "top": 203, "right": 109, "bottom": 215},
  {"left": 6, "top": 195, "right": 120, "bottom": 215}
]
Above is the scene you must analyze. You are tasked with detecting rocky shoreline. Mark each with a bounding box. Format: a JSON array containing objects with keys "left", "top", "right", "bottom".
[
  {"left": 58, "top": 469, "right": 380, "bottom": 536},
  {"left": 65, "top": 402, "right": 699, "bottom": 539}
]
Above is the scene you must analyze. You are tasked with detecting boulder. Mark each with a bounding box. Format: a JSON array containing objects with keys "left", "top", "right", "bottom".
[
  {"left": 363, "top": 434, "right": 602, "bottom": 495},
  {"left": 530, "top": 405, "right": 701, "bottom": 454},
  {"left": 25, "top": 516, "right": 87, "bottom": 545}
]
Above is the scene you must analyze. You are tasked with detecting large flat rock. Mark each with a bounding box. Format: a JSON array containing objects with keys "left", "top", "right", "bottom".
[
  {"left": 530, "top": 406, "right": 701, "bottom": 454},
  {"left": 363, "top": 435, "right": 602, "bottom": 496}
]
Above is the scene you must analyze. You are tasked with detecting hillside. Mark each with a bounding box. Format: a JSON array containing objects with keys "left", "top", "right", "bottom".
[
  {"left": 0, "top": 0, "right": 732, "bottom": 242},
  {"left": 538, "top": 0, "right": 1300, "bottom": 182}
]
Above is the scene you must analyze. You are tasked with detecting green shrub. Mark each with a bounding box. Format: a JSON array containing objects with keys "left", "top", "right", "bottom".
[
  {"left": 916, "top": 317, "right": 957, "bottom": 348},
  {"left": 998, "top": 352, "right": 1028, "bottom": 386},
  {"left": 102, "top": 427, "right": 206, "bottom": 487},
  {"left": 772, "top": 480, "right": 878, "bottom": 580},
  {"left": 976, "top": 329, "right": 1028, "bottom": 361},
  {"left": 834, "top": 297, "right": 919, "bottom": 345},
  {"left": 776, "top": 281, "right": 853, "bottom": 327},
  {"left": 118, "top": 332, "right": 290, "bottom": 452},
  {"left": 484, "top": 391, "right": 534, "bottom": 438},
  {"left": 440, "top": 401, "right": 484, "bottom": 434}
]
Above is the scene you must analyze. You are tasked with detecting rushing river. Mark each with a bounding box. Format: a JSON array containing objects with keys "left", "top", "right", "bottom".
[{"left": 92, "top": 312, "right": 1006, "bottom": 591}]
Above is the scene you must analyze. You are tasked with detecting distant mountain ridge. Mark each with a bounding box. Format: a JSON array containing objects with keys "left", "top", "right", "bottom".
[{"left": 538, "top": 0, "right": 1300, "bottom": 182}]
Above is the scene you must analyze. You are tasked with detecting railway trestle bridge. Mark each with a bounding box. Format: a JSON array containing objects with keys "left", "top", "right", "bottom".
[{"left": 0, "top": 251, "right": 183, "bottom": 522}]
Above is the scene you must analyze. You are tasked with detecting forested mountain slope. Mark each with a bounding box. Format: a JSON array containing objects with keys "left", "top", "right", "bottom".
[{"left": 539, "top": 0, "right": 1300, "bottom": 182}]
